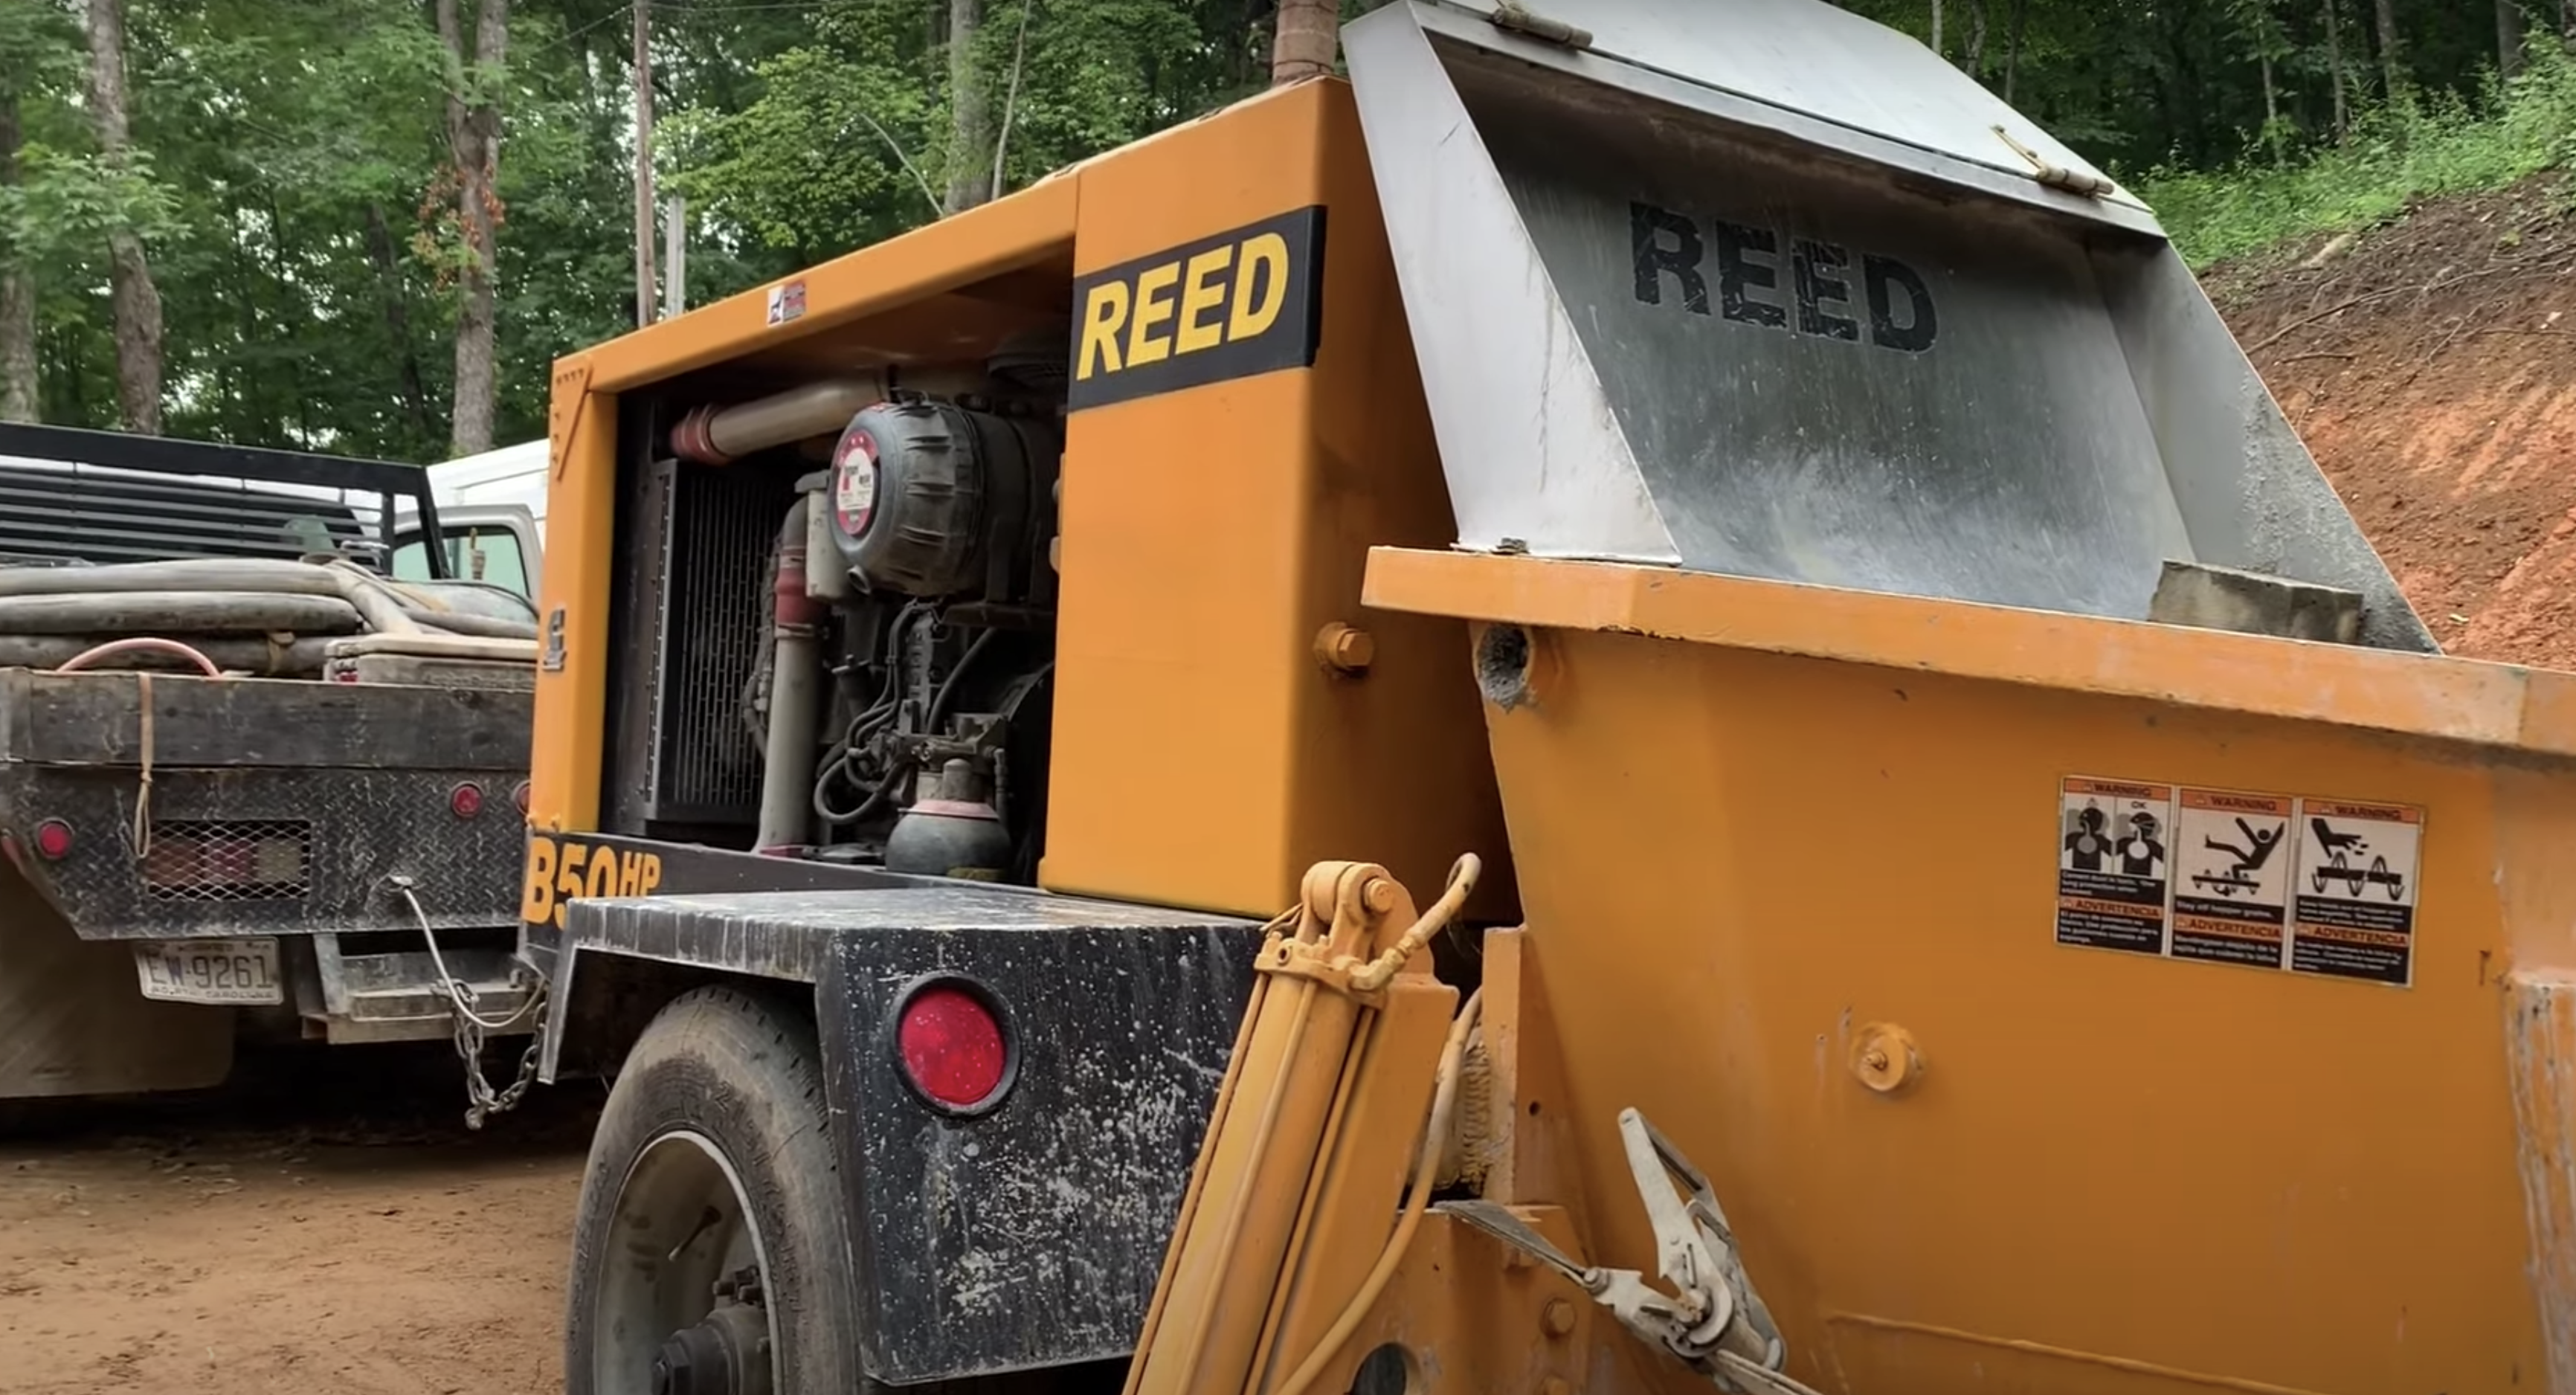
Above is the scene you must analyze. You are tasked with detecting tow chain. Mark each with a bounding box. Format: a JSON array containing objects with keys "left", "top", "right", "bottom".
[
  {"left": 389, "top": 875, "right": 549, "bottom": 1130},
  {"left": 454, "top": 980, "right": 547, "bottom": 1130}
]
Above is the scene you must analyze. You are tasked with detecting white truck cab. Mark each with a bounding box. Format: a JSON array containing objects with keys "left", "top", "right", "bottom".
[{"left": 394, "top": 439, "right": 548, "bottom": 599}]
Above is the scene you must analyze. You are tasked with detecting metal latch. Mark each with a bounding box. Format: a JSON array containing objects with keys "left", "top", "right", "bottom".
[
  {"left": 1441, "top": 1109, "right": 1820, "bottom": 1394},
  {"left": 1488, "top": 1, "right": 1594, "bottom": 50}
]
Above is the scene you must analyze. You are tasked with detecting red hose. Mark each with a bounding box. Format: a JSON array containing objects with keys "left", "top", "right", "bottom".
[{"left": 55, "top": 637, "right": 225, "bottom": 678}]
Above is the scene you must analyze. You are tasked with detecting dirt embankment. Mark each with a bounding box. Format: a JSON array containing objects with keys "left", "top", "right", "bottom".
[{"left": 2209, "top": 176, "right": 2576, "bottom": 670}]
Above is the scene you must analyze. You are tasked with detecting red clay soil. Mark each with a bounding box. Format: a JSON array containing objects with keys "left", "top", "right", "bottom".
[{"left": 2207, "top": 175, "right": 2576, "bottom": 671}]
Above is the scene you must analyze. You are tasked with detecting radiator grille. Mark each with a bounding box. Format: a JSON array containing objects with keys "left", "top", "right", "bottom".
[
  {"left": 652, "top": 463, "right": 796, "bottom": 821},
  {"left": 135, "top": 819, "right": 314, "bottom": 903}
]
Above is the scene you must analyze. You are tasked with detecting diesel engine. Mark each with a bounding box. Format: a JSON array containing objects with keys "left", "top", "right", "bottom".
[{"left": 653, "top": 356, "right": 1064, "bottom": 884}]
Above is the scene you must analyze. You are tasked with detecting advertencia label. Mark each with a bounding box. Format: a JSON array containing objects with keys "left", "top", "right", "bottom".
[
  {"left": 2055, "top": 776, "right": 2174, "bottom": 956},
  {"left": 2288, "top": 799, "right": 2422, "bottom": 987},
  {"left": 2171, "top": 787, "right": 2293, "bottom": 969},
  {"left": 2052, "top": 776, "right": 2427, "bottom": 989}
]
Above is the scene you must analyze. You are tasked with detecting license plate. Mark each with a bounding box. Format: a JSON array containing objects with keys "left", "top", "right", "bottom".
[{"left": 133, "top": 938, "right": 283, "bottom": 1005}]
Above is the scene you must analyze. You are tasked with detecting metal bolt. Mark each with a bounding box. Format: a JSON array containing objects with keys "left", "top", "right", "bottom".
[
  {"left": 1331, "top": 628, "right": 1374, "bottom": 668},
  {"left": 1542, "top": 1297, "right": 1577, "bottom": 1336},
  {"left": 1315, "top": 621, "right": 1376, "bottom": 675},
  {"left": 1364, "top": 877, "right": 1399, "bottom": 914},
  {"left": 1851, "top": 1022, "right": 1923, "bottom": 1095}
]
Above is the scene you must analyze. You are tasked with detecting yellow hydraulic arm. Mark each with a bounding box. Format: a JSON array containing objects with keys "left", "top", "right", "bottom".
[{"left": 1126, "top": 857, "right": 1820, "bottom": 1395}]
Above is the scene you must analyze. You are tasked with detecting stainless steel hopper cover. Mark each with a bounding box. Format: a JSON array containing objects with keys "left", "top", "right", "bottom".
[{"left": 1343, "top": 0, "right": 2431, "bottom": 652}]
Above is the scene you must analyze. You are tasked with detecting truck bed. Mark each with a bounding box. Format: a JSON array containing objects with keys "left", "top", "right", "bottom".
[{"left": 0, "top": 668, "right": 530, "bottom": 941}]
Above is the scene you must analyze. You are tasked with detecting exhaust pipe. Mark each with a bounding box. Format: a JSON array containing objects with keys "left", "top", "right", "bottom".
[
  {"left": 754, "top": 497, "right": 826, "bottom": 852},
  {"left": 672, "top": 378, "right": 881, "bottom": 466},
  {"left": 1271, "top": 0, "right": 1339, "bottom": 84}
]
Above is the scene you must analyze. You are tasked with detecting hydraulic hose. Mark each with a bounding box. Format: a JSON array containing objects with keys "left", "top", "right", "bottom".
[{"left": 1269, "top": 987, "right": 1487, "bottom": 1395}]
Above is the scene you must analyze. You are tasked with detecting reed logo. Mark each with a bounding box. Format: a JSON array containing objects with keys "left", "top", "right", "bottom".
[
  {"left": 1629, "top": 201, "right": 1939, "bottom": 353},
  {"left": 1069, "top": 206, "right": 1327, "bottom": 410}
]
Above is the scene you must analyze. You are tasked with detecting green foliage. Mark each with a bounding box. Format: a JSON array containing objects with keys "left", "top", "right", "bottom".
[
  {"left": 4, "top": 146, "right": 183, "bottom": 261},
  {"left": 0, "top": 0, "right": 151, "bottom": 268},
  {"left": 670, "top": 0, "right": 1262, "bottom": 266},
  {"left": 667, "top": 39, "right": 941, "bottom": 260},
  {"left": 2139, "top": 45, "right": 2576, "bottom": 268},
  {"left": 0, "top": 0, "right": 80, "bottom": 117},
  {"left": 5, "top": 0, "right": 2571, "bottom": 451}
]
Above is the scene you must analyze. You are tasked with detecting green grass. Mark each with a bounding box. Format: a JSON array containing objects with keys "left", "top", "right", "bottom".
[{"left": 2134, "top": 50, "right": 2576, "bottom": 268}]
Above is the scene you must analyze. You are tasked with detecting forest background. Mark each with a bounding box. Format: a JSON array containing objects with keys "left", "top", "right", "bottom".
[{"left": 1, "top": 0, "right": 2568, "bottom": 461}]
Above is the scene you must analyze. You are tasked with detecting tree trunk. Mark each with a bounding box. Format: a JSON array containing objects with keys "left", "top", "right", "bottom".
[
  {"left": 0, "top": 87, "right": 35, "bottom": 424},
  {"left": 1964, "top": 0, "right": 1989, "bottom": 76},
  {"left": 1930, "top": 0, "right": 1944, "bottom": 57},
  {"left": 84, "top": 0, "right": 161, "bottom": 435},
  {"left": 436, "top": 0, "right": 509, "bottom": 457},
  {"left": 226, "top": 200, "right": 258, "bottom": 433},
  {"left": 2500, "top": 0, "right": 2528, "bottom": 77},
  {"left": 265, "top": 190, "right": 312, "bottom": 444},
  {"left": 2325, "top": 0, "right": 2351, "bottom": 143},
  {"left": 362, "top": 203, "right": 434, "bottom": 447},
  {"left": 1272, "top": 0, "right": 1338, "bottom": 83},
  {"left": 943, "top": 0, "right": 992, "bottom": 213},
  {"left": 2564, "top": 0, "right": 2575, "bottom": 48},
  {"left": 2003, "top": 0, "right": 2028, "bottom": 100},
  {"left": 2260, "top": 45, "right": 2283, "bottom": 164},
  {"left": 2372, "top": 0, "right": 2403, "bottom": 104}
]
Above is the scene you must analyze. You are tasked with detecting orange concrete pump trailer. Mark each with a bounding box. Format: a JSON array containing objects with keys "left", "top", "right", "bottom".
[{"left": 515, "top": 1, "right": 2575, "bottom": 1392}]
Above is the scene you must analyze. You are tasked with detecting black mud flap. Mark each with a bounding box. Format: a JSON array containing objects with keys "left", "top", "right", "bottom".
[
  {"left": 821, "top": 917, "right": 1262, "bottom": 1382},
  {"left": 558, "top": 885, "right": 1265, "bottom": 1384}
]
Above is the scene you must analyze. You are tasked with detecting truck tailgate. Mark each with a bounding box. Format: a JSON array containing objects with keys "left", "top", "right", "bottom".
[{"left": 0, "top": 668, "right": 531, "bottom": 939}]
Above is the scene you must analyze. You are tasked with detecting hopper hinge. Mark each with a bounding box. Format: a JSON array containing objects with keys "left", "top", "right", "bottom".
[
  {"left": 1991, "top": 125, "right": 2116, "bottom": 199},
  {"left": 1488, "top": 1, "right": 1594, "bottom": 50}
]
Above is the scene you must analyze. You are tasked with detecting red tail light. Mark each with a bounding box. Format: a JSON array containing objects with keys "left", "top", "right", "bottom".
[
  {"left": 450, "top": 782, "right": 484, "bottom": 819},
  {"left": 511, "top": 782, "right": 530, "bottom": 816},
  {"left": 32, "top": 819, "right": 71, "bottom": 860},
  {"left": 895, "top": 980, "right": 1011, "bottom": 1113}
]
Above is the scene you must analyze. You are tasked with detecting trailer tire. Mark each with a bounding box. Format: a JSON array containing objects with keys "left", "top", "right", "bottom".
[{"left": 563, "top": 983, "right": 867, "bottom": 1395}]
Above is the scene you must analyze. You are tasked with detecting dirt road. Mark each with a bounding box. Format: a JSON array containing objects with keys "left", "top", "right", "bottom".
[{"left": 0, "top": 1044, "right": 600, "bottom": 1395}]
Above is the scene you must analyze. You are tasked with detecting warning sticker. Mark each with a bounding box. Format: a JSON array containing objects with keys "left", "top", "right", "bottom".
[
  {"left": 2171, "top": 788, "right": 2293, "bottom": 969},
  {"left": 765, "top": 279, "right": 807, "bottom": 326},
  {"left": 2289, "top": 799, "right": 2423, "bottom": 986},
  {"left": 2056, "top": 776, "right": 2173, "bottom": 956}
]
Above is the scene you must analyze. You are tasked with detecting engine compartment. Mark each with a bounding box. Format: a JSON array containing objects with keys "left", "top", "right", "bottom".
[{"left": 609, "top": 344, "right": 1068, "bottom": 886}]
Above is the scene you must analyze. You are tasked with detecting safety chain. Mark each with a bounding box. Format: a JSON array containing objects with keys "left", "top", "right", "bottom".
[
  {"left": 388, "top": 874, "right": 550, "bottom": 1130},
  {"left": 454, "top": 980, "right": 548, "bottom": 1130}
]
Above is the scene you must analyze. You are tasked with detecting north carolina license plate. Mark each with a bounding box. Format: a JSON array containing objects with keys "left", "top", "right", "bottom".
[{"left": 133, "top": 938, "right": 283, "bottom": 1005}]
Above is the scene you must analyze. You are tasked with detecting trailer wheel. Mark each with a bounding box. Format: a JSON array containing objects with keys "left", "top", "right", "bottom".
[{"left": 564, "top": 985, "right": 865, "bottom": 1395}]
